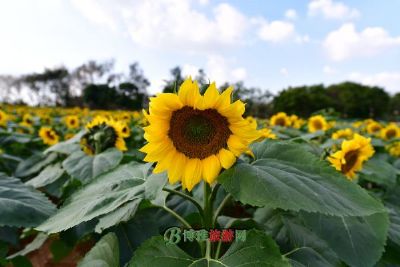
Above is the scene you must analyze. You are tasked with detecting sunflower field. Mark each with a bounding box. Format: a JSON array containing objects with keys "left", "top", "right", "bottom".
[{"left": 1, "top": 78, "right": 400, "bottom": 267}]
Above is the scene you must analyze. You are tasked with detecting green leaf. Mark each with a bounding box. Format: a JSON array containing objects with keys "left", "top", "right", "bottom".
[
  {"left": 37, "top": 162, "right": 164, "bottom": 233},
  {"left": 386, "top": 203, "right": 400, "bottom": 247},
  {"left": 26, "top": 162, "right": 64, "bottom": 188},
  {"left": 45, "top": 131, "right": 85, "bottom": 155},
  {"left": 0, "top": 176, "right": 56, "bottom": 227},
  {"left": 78, "top": 232, "right": 119, "bottom": 267},
  {"left": 219, "top": 141, "right": 385, "bottom": 216},
  {"left": 62, "top": 148, "right": 123, "bottom": 182},
  {"left": 360, "top": 158, "right": 397, "bottom": 187},
  {"left": 15, "top": 152, "right": 58, "bottom": 178},
  {"left": 301, "top": 211, "right": 389, "bottom": 267},
  {"left": 7, "top": 233, "right": 47, "bottom": 259},
  {"left": 129, "top": 230, "right": 290, "bottom": 267},
  {"left": 254, "top": 207, "right": 340, "bottom": 267}
]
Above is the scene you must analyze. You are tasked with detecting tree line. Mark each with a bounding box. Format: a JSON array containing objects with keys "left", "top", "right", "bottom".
[{"left": 0, "top": 60, "right": 399, "bottom": 119}]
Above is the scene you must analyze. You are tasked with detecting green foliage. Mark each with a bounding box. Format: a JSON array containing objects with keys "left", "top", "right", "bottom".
[
  {"left": 78, "top": 233, "right": 119, "bottom": 267},
  {"left": 218, "top": 140, "right": 385, "bottom": 216},
  {"left": 129, "top": 230, "right": 290, "bottom": 267},
  {"left": 37, "top": 162, "right": 166, "bottom": 233},
  {"left": 273, "top": 82, "right": 391, "bottom": 118},
  {"left": 0, "top": 176, "right": 56, "bottom": 227}
]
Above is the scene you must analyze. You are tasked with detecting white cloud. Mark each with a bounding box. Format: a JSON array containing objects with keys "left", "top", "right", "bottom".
[
  {"left": 257, "top": 20, "right": 295, "bottom": 43},
  {"left": 308, "top": 0, "right": 360, "bottom": 20},
  {"left": 206, "top": 55, "right": 247, "bottom": 84},
  {"left": 182, "top": 64, "right": 200, "bottom": 78},
  {"left": 323, "top": 65, "right": 336, "bottom": 74},
  {"left": 285, "top": 9, "right": 298, "bottom": 20},
  {"left": 349, "top": 71, "right": 400, "bottom": 94},
  {"left": 323, "top": 23, "right": 400, "bottom": 61},
  {"left": 280, "top": 68, "right": 289, "bottom": 76},
  {"left": 71, "top": 0, "right": 249, "bottom": 50}
]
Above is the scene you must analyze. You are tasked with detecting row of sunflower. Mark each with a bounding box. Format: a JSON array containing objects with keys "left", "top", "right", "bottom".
[{"left": 0, "top": 79, "right": 399, "bottom": 266}]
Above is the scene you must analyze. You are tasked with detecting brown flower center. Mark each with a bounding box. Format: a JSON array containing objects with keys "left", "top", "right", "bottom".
[
  {"left": 313, "top": 120, "right": 323, "bottom": 130},
  {"left": 275, "top": 117, "right": 286, "bottom": 126},
  {"left": 46, "top": 130, "right": 55, "bottom": 140},
  {"left": 168, "top": 106, "right": 231, "bottom": 159},
  {"left": 342, "top": 149, "right": 359, "bottom": 174},
  {"left": 386, "top": 129, "right": 396, "bottom": 139}
]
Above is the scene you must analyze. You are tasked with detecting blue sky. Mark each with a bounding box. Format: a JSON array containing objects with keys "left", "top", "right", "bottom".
[{"left": 0, "top": 0, "right": 399, "bottom": 96}]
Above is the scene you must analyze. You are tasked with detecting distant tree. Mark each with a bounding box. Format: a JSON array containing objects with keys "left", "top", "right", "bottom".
[
  {"left": 21, "top": 67, "right": 71, "bottom": 106},
  {"left": 388, "top": 92, "right": 400, "bottom": 118},
  {"left": 326, "top": 82, "right": 390, "bottom": 118},
  {"left": 162, "top": 66, "right": 185, "bottom": 93},
  {"left": 272, "top": 84, "right": 332, "bottom": 117},
  {"left": 83, "top": 84, "right": 118, "bottom": 109}
]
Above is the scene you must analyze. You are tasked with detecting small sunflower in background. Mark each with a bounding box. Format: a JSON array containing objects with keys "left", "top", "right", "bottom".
[
  {"left": 80, "top": 116, "right": 127, "bottom": 155},
  {"left": 0, "top": 110, "right": 8, "bottom": 127},
  {"left": 366, "top": 121, "right": 382, "bottom": 135},
  {"left": 119, "top": 122, "right": 131, "bottom": 138},
  {"left": 308, "top": 115, "right": 328, "bottom": 133},
  {"left": 269, "top": 112, "right": 291, "bottom": 127},
  {"left": 258, "top": 128, "right": 277, "bottom": 140},
  {"left": 140, "top": 78, "right": 260, "bottom": 191},
  {"left": 380, "top": 123, "right": 400, "bottom": 140},
  {"left": 289, "top": 114, "right": 305, "bottom": 129},
  {"left": 332, "top": 128, "right": 354, "bottom": 140},
  {"left": 64, "top": 115, "right": 80, "bottom": 129},
  {"left": 386, "top": 142, "right": 400, "bottom": 157},
  {"left": 22, "top": 114, "right": 34, "bottom": 126},
  {"left": 328, "top": 134, "right": 374, "bottom": 179},
  {"left": 39, "top": 127, "right": 59, "bottom": 146}
]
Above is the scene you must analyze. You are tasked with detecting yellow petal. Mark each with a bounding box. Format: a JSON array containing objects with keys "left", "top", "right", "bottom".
[
  {"left": 178, "top": 78, "right": 201, "bottom": 107},
  {"left": 215, "top": 86, "right": 233, "bottom": 110},
  {"left": 218, "top": 148, "right": 236, "bottom": 169},
  {"left": 183, "top": 158, "right": 202, "bottom": 191},
  {"left": 202, "top": 155, "right": 221, "bottom": 184},
  {"left": 227, "top": 135, "right": 247, "bottom": 156},
  {"left": 168, "top": 152, "right": 186, "bottom": 184},
  {"left": 202, "top": 82, "right": 220, "bottom": 109}
]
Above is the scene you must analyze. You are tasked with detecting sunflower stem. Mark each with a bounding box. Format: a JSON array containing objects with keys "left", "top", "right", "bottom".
[
  {"left": 161, "top": 205, "right": 192, "bottom": 229},
  {"left": 212, "top": 194, "right": 231, "bottom": 228},
  {"left": 203, "top": 182, "right": 213, "bottom": 259},
  {"left": 162, "top": 187, "right": 205, "bottom": 221}
]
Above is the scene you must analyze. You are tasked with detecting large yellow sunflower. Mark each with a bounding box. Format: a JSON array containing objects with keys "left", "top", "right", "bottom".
[
  {"left": 64, "top": 115, "right": 80, "bottom": 129},
  {"left": 140, "top": 78, "right": 260, "bottom": 191},
  {"left": 39, "top": 127, "right": 59, "bottom": 146},
  {"left": 308, "top": 115, "right": 328, "bottom": 133},
  {"left": 328, "top": 134, "right": 374, "bottom": 179},
  {"left": 380, "top": 123, "right": 400, "bottom": 140},
  {"left": 80, "top": 116, "right": 127, "bottom": 155},
  {"left": 269, "top": 112, "right": 291, "bottom": 127},
  {"left": 0, "top": 110, "right": 8, "bottom": 127}
]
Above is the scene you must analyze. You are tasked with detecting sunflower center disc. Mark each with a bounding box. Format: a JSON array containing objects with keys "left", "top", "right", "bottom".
[
  {"left": 342, "top": 149, "right": 359, "bottom": 174},
  {"left": 313, "top": 120, "right": 323, "bottom": 130},
  {"left": 169, "top": 106, "right": 231, "bottom": 159},
  {"left": 386, "top": 129, "right": 396, "bottom": 139},
  {"left": 275, "top": 118, "right": 286, "bottom": 126}
]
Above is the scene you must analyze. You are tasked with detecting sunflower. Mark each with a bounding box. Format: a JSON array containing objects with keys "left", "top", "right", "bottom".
[
  {"left": 140, "top": 78, "right": 260, "bottom": 191},
  {"left": 289, "top": 115, "right": 304, "bottom": 129},
  {"left": 22, "top": 114, "right": 34, "bottom": 126},
  {"left": 0, "top": 110, "right": 8, "bottom": 127},
  {"left": 245, "top": 116, "right": 257, "bottom": 129},
  {"left": 386, "top": 142, "right": 400, "bottom": 157},
  {"left": 258, "top": 128, "right": 277, "bottom": 140},
  {"left": 119, "top": 122, "right": 131, "bottom": 138},
  {"left": 80, "top": 116, "right": 127, "bottom": 155},
  {"left": 39, "top": 127, "right": 59, "bottom": 146},
  {"left": 64, "top": 115, "right": 80, "bottom": 129},
  {"left": 380, "top": 123, "right": 400, "bottom": 140},
  {"left": 366, "top": 121, "right": 382, "bottom": 135},
  {"left": 332, "top": 128, "right": 353, "bottom": 140},
  {"left": 328, "top": 134, "right": 374, "bottom": 179},
  {"left": 308, "top": 115, "right": 328, "bottom": 133},
  {"left": 269, "top": 112, "right": 290, "bottom": 127}
]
